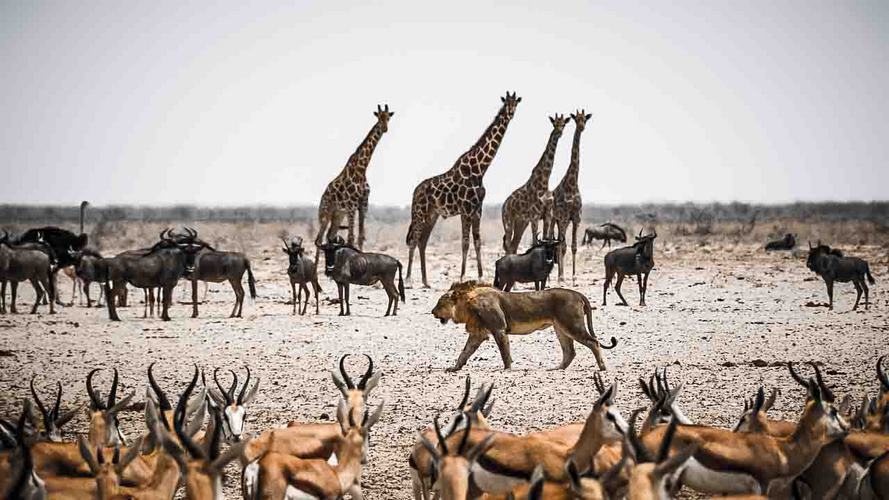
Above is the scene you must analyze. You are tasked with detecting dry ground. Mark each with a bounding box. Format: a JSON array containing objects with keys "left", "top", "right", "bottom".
[{"left": 1, "top": 220, "right": 887, "bottom": 498}]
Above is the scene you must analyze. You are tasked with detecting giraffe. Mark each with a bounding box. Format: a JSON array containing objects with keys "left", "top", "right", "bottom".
[
  {"left": 314, "top": 104, "right": 393, "bottom": 252},
  {"left": 405, "top": 92, "right": 521, "bottom": 287},
  {"left": 552, "top": 110, "right": 592, "bottom": 281},
  {"left": 500, "top": 114, "right": 570, "bottom": 254}
]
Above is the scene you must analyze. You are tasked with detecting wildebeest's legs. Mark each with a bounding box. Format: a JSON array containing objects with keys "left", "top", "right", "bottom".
[
  {"left": 642, "top": 271, "right": 650, "bottom": 305},
  {"left": 615, "top": 273, "right": 629, "bottom": 306},
  {"left": 0, "top": 280, "right": 5, "bottom": 314},
  {"left": 553, "top": 329, "right": 576, "bottom": 370},
  {"left": 231, "top": 278, "right": 245, "bottom": 318},
  {"left": 602, "top": 268, "right": 612, "bottom": 306},
  {"left": 301, "top": 283, "right": 311, "bottom": 315},
  {"left": 826, "top": 279, "right": 834, "bottom": 310},
  {"left": 291, "top": 282, "right": 298, "bottom": 315},
  {"left": 191, "top": 278, "right": 200, "bottom": 318},
  {"left": 382, "top": 277, "right": 398, "bottom": 316},
  {"left": 446, "top": 333, "right": 487, "bottom": 372},
  {"left": 10, "top": 282, "right": 17, "bottom": 314},
  {"left": 161, "top": 286, "right": 173, "bottom": 321},
  {"left": 862, "top": 279, "right": 870, "bottom": 310},
  {"left": 106, "top": 283, "right": 120, "bottom": 321},
  {"left": 492, "top": 330, "right": 512, "bottom": 369},
  {"left": 337, "top": 283, "right": 344, "bottom": 315},
  {"left": 344, "top": 283, "right": 351, "bottom": 316},
  {"left": 313, "top": 280, "right": 320, "bottom": 315},
  {"left": 30, "top": 278, "right": 42, "bottom": 314},
  {"left": 853, "top": 280, "right": 862, "bottom": 311}
]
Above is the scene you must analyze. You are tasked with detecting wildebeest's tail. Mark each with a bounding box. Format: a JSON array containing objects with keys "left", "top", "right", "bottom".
[
  {"left": 397, "top": 261, "right": 405, "bottom": 302},
  {"left": 246, "top": 260, "right": 257, "bottom": 299},
  {"left": 866, "top": 263, "right": 876, "bottom": 285},
  {"left": 583, "top": 294, "right": 618, "bottom": 350}
]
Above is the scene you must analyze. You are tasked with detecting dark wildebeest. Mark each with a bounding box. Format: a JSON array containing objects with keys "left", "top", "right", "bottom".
[
  {"left": 806, "top": 241, "right": 875, "bottom": 310},
  {"left": 68, "top": 248, "right": 107, "bottom": 307},
  {"left": 104, "top": 230, "right": 204, "bottom": 321},
  {"left": 319, "top": 235, "right": 405, "bottom": 316},
  {"left": 0, "top": 231, "right": 56, "bottom": 315},
  {"left": 492, "top": 238, "right": 561, "bottom": 292},
  {"left": 581, "top": 222, "right": 627, "bottom": 249},
  {"left": 181, "top": 228, "right": 256, "bottom": 319},
  {"left": 282, "top": 237, "right": 322, "bottom": 315},
  {"left": 602, "top": 228, "right": 657, "bottom": 306},
  {"left": 15, "top": 201, "right": 89, "bottom": 304},
  {"left": 765, "top": 233, "right": 796, "bottom": 251}
]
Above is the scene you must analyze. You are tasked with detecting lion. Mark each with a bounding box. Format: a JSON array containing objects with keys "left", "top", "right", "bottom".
[{"left": 432, "top": 281, "right": 617, "bottom": 372}]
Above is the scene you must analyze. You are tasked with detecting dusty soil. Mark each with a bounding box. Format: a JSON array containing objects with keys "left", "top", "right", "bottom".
[{"left": 1, "top": 221, "right": 887, "bottom": 498}]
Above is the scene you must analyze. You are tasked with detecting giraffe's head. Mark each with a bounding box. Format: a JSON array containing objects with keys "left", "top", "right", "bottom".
[
  {"left": 571, "top": 109, "right": 593, "bottom": 131},
  {"left": 374, "top": 104, "right": 394, "bottom": 132},
  {"left": 500, "top": 92, "right": 522, "bottom": 119},
  {"left": 549, "top": 113, "right": 570, "bottom": 135}
]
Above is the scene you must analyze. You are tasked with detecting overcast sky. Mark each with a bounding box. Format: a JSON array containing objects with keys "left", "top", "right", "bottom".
[{"left": 1, "top": 1, "right": 886, "bottom": 207}]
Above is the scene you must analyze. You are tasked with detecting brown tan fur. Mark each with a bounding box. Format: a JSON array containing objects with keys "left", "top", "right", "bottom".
[
  {"left": 78, "top": 436, "right": 180, "bottom": 500},
  {"left": 432, "top": 281, "right": 616, "bottom": 372}
]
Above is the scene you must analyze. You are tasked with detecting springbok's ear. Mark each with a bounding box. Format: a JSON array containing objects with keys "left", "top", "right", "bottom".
[
  {"left": 331, "top": 371, "right": 349, "bottom": 398},
  {"left": 242, "top": 378, "right": 261, "bottom": 405},
  {"left": 363, "top": 401, "right": 385, "bottom": 432},
  {"left": 117, "top": 435, "right": 145, "bottom": 475},
  {"left": 467, "top": 432, "right": 495, "bottom": 463},
  {"left": 78, "top": 436, "right": 100, "bottom": 474},
  {"left": 210, "top": 438, "right": 251, "bottom": 473},
  {"left": 336, "top": 399, "right": 349, "bottom": 434},
  {"left": 362, "top": 372, "right": 381, "bottom": 396},
  {"left": 419, "top": 434, "right": 441, "bottom": 463}
]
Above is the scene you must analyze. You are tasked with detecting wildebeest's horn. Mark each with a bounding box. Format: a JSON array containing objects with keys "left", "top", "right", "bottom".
[
  {"left": 878, "top": 356, "right": 889, "bottom": 392},
  {"left": 339, "top": 355, "right": 355, "bottom": 390},
  {"left": 357, "top": 355, "right": 373, "bottom": 390},
  {"left": 86, "top": 369, "right": 105, "bottom": 410}
]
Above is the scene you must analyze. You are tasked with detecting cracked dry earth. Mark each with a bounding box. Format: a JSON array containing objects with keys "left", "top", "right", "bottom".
[{"left": 0, "top": 223, "right": 886, "bottom": 499}]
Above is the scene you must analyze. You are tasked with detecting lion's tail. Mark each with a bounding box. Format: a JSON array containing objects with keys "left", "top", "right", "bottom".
[{"left": 583, "top": 294, "right": 618, "bottom": 350}]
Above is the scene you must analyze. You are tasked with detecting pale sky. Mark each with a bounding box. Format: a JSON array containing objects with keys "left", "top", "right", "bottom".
[{"left": 1, "top": 1, "right": 887, "bottom": 207}]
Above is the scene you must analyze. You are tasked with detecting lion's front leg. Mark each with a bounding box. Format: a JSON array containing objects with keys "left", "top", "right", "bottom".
[
  {"left": 447, "top": 333, "right": 487, "bottom": 372},
  {"left": 492, "top": 330, "right": 513, "bottom": 370}
]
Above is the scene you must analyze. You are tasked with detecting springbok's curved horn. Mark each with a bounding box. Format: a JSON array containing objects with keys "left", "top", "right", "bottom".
[
  {"left": 52, "top": 381, "right": 62, "bottom": 422},
  {"left": 457, "top": 413, "right": 472, "bottom": 455},
  {"left": 148, "top": 362, "right": 172, "bottom": 411},
  {"left": 808, "top": 362, "right": 835, "bottom": 402},
  {"left": 30, "top": 376, "right": 50, "bottom": 427},
  {"left": 86, "top": 369, "right": 105, "bottom": 410},
  {"left": 434, "top": 413, "right": 450, "bottom": 455},
  {"left": 174, "top": 365, "right": 205, "bottom": 459},
  {"left": 107, "top": 368, "right": 119, "bottom": 409},
  {"left": 226, "top": 370, "right": 238, "bottom": 404},
  {"left": 878, "top": 356, "right": 889, "bottom": 392},
  {"left": 339, "top": 355, "right": 355, "bottom": 390},
  {"left": 237, "top": 366, "right": 251, "bottom": 405},
  {"left": 357, "top": 355, "right": 374, "bottom": 391},
  {"left": 457, "top": 375, "right": 471, "bottom": 410},
  {"left": 787, "top": 362, "right": 808, "bottom": 389},
  {"left": 213, "top": 368, "right": 233, "bottom": 406}
]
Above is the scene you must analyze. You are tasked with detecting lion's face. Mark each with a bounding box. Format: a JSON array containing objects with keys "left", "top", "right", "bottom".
[{"left": 432, "top": 292, "right": 456, "bottom": 324}]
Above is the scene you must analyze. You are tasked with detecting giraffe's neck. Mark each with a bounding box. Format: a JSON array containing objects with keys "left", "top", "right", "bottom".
[
  {"left": 526, "top": 128, "right": 562, "bottom": 192},
  {"left": 347, "top": 121, "right": 385, "bottom": 175},
  {"left": 456, "top": 107, "right": 513, "bottom": 179},
  {"left": 558, "top": 126, "right": 583, "bottom": 191}
]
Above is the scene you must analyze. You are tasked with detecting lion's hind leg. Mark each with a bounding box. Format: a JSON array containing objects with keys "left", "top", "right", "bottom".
[
  {"left": 558, "top": 321, "right": 607, "bottom": 371},
  {"left": 492, "top": 330, "right": 513, "bottom": 369},
  {"left": 553, "top": 326, "right": 576, "bottom": 370}
]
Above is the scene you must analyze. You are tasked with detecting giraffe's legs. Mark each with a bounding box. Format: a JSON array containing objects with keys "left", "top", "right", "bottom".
[
  {"left": 346, "top": 211, "right": 356, "bottom": 246},
  {"left": 357, "top": 202, "right": 368, "bottom": 250},
  {"left": 472, "top": 213, "right": 483, "bottom": 279},
  {"left": 459, "top": 214, "right": 471, "bottom": 281},
  {"left": 417, "top": 215, "right": 438, "bottom": 288},
  {"left": 501, "top": 216, "right": 514, "bottom": 255},
  {"left": 509, "top": 221, "right": 528, "bottom": 255},
  {"left": 555, "top": 220, "right": 567, "bottom": 281},
  {"left": 570, "top": 217, "right": 579, "bottom": 281},
  {"left": 530, "top": 219, "right": 540, "bottom": 245}
]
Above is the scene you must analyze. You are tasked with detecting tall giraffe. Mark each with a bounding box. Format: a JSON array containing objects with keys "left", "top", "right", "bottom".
[
  {"left": 552, "top": 110, "right": 592, "bottom": 281},
  {"left": 500, "top": 114, "right": 569, "bottom": 254},
  {"left": 405, "top": 92, "right": 521, "bottom": 287},
  {"left": 314, "top": 104, "right": 393, "bottom": 251}
]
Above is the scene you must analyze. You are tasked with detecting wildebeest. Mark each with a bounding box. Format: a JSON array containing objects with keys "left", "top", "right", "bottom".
[
  {"left": 183, "top": 229, "right": 257, "bottom": 319},
  {"left": 68, "top": 248, "right": 107, "bottom": 307},
  {"left": 492, "top": 238, "right": 561, "bottom": 292},
  {"left": 319, "top": 235, "right": 405, "bottom": 316},
  {"left": 282, "top": 236, "right": 322, "bottom": 315},
  {"left": 104, "top": 230, "right": 204, "bottom": 321},
  {"left": 602, "top": 228, "right": 657, "bottom": 306},
  {"left": 0, "top": 230, "right": 56, "bottom": 314},
  {"left": 581, "top": 222, "right": 627, "bottom": 249},
  {"left": 806, "top": 242, "right": 875, "bottom": 310},
  {"left": 765, "top": 233, "right": 796, "bottom": 251}
]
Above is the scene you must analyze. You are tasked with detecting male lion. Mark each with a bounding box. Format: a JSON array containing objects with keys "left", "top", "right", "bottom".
[{"left": 432, "top": 281, "right": 617, "bottom": 372}]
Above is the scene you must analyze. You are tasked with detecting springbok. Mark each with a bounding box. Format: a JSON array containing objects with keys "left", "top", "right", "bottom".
[
  {"left": 247, "top": 399, "right": 384, "bottom": 499},
  {"left": 416, "top": 413, "right": 495, "bottom": 500},
  {"left": 29, "top": 376, "right": 79, "bottom": 442},
  {"left": 85, "top": 368, "right": 135, "bottom": 448},
  {"left": 625, "top": 408, "right": 696, "bottom": 500},
  {"left": 208, "top": 366, "right": 260, "bottom": 442}
]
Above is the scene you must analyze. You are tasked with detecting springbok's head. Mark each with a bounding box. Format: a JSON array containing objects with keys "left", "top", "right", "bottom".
[
  {"left": 627, "top": 408, "right": 696, "bottom": 500},
  {"left": 732, "top": 387, "right": 779, "bottom": 433},
  {"left": 208, "top": 366, "right": 260, "bottom": 443},
  {"left": 5, "top": 408, "right": 47, "bottom": 500},
  {"left": 374, "top": 104, "right": 394, "bottom": 133},
  {"left": 85, "top": 368, "right": 134, "bottom": 447},
  {"left": 549, "top": 113, "right": 570, "bottom": 136},
  {"left": 638, "top": 366, "right": 687, "bottom": 431},
  {"left": 331, "top": 354, "right": 381, "bottom": 424},
  {"left": 788, "top": 362, "right": 849, "bottom": 440},
  {"left": 336, "top": 396, "right": 384, "bottom": 467},
  {"left": 571, "top": 109, "right": 593, "bottom": 131},
  {"left": 29, "top": 375, "right": 79, "bottom": 443},
  {"left": 586, "top": 374, "right": 628, "bottom": 442},
  {"left": 78, "top": 434, "right": 145, "bottom": 499},
  {"left": 159, "top": 366, "right": 249, "bottom": 500},
  {"left": 500, "top": 92, "right": 522, "bottom": 120},
  {"left": 419, "top": 413, "right": 495, "bottom": 500}
]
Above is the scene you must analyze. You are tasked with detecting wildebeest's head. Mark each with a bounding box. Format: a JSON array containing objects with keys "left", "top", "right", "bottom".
[
  {"left": 281, "top": 237, "right": 306, "bottom": 272},
  {"left": 535, "top": 238, "right": 562, "bottom": 265},
  {"left": 318, "top": 235, "right": 347, "bottom": 276},
  {"left": 806, "top": 241, "right": 841, "bottom": 272},
  {"left": 373, "top": 104, "right": 394, "bottom": 133}
]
